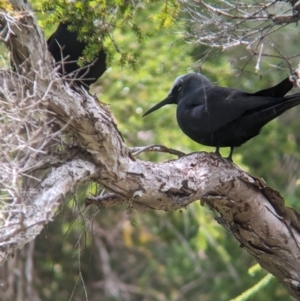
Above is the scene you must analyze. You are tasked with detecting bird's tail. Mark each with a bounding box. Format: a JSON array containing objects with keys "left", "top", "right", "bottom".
[
  {"left": 284, "top": 92, "right": 300, "bottom": 101},
  {"left": 241, "top": 93, "right": 300, "bottom": 132},
  {"left": 257, "top": 93, "right": 300, "bottom": 126},
  {"left": 278, "top": 92, "right": 300, "bottom": 113}
]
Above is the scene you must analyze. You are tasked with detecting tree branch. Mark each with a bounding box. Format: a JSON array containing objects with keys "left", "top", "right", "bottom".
[
  {"left": 0, "top": 158, "right": 99, "bottom": 263},
  {"left": 182, "top": 0, "right": 300, "bottom": 71},
  {"left": 129, "top": 145, "right": 186, "bottom": 157}
]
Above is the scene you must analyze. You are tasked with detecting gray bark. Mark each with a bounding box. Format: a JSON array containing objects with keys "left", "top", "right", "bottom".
[{"left": 1, "top": 0, "right": 300, "bottom": 299}]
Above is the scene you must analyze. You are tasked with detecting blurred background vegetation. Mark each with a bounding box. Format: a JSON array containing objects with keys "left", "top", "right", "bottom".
[{"left": 2, "top": 0, "right": 300, "bottom": 300}]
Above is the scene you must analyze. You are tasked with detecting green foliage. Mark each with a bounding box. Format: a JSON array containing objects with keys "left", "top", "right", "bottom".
[
  {"left": 35, "top": 0, "right": 181, "bottom": 67},
  {"left": 0, "top": 0, "right": 12, "bottom": 11},
  {"left": 230, "top": 274, "right": 274, "bottom": 301}
]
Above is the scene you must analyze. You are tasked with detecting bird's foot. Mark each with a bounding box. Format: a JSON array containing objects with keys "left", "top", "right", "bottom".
[
  {"left": 214, "top": 147, "right": 222, "bottom": 157},
  {"left": 226, "top": 155, "right": 233, "bottom": 162},
  {"left": 289, "top": 63, "right": 300, "bottom": 87},
  {"left": 214, "top": 147, "right": 234, "bottom": 162},
  {"left": 226, "top": 147, "right": 234, "bottom": 162}
]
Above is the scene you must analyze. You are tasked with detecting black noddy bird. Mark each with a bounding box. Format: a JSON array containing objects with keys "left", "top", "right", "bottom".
[
  {"left": 47, "top": 23, "right": 107, "bottom": 89},
  {"left": 143, "top": 73, "right": 300, "bottom": 161}
]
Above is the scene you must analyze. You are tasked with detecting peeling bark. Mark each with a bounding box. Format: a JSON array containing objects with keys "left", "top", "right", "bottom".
[{"left": 1, "top": 1, "right": 300, "bottom": 300}]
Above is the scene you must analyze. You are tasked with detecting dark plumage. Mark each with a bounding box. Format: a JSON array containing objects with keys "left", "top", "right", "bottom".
[
  {"left": 143, "top": 73, "right": 300, "bottom": 161},
  {"left": 47, "top": 23, "right": 106, "bottom": 89}
]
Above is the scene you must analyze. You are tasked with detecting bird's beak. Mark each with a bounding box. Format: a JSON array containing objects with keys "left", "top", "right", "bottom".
[{"left": 143, "top": 95, "right": 175, "bottom": 117}]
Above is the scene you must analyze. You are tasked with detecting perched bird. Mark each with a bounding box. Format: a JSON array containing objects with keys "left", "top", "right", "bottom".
[
  {"left": 47, "top": 23, "right": 107, "bottom": 89},
  {"left": 143, "top": 73, "right": 300, "bottom": 161}
]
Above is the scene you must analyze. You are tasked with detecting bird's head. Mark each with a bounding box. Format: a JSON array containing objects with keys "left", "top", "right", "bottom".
[{"left": 143, "top": 73, "right": 212, "bottom": 117}]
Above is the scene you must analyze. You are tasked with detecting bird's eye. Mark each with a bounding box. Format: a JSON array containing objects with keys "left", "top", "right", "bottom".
[
  {"left": 169, "top": 82, "right": 182, "bottom": 96},
  {"left": 173, "top": 83, "right": 182, "bottom": 93}
]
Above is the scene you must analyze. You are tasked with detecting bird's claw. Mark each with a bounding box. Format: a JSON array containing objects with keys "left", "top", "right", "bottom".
[
  {"left": 289, "top": 63, "right": 300, "bottom": 87},
  {"left": 226, "top": 155, "right": 233, "bottom": 162}
]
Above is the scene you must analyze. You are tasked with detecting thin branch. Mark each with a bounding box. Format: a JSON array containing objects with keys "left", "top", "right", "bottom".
[
  {"left": 85, "top": 193, "right": 125, "bottom": 209},
  {"left": 129, "top": 145, "right": 186, "bottom": 157},
  {"left": 272, "top": 14, "right": 300, "bottom": 24},
  {"left": 182, "top": 0, "right": 300, "bottom": 68}
]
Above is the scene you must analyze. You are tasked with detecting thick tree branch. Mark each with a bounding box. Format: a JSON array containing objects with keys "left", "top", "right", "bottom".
[
  {"left": 0, "top": 158, "right": 98, "bottom": 263},
  {"left": 1, "top": 1, "right": 300, "bottom": 299}
]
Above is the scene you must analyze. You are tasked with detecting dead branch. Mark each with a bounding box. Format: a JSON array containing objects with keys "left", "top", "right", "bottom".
[
  {"left": 182, "top": 0, "right": 300, "bottom": 72},
  {"left": 129, "top": 145, "right": 186, "bottom": 157}
]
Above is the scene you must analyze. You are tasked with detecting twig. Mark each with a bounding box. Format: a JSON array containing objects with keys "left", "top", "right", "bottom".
[{"left": 129, "top": 145, "right": 186, "bottom": 157}]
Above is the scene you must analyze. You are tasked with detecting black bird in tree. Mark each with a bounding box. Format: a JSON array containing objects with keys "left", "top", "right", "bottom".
[
  {"left": 47, "top": 23, "right": 107, "bottom": 89},
  {"left": 143, "top": 72, "right": 300, "bottom": 161}
]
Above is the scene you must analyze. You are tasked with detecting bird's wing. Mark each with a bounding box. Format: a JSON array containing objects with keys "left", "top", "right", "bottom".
[{"left": 184, "top": 86, "right": 286, "bottom": 132}]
